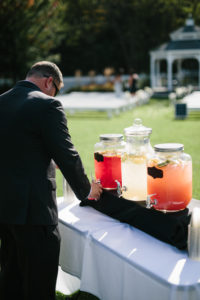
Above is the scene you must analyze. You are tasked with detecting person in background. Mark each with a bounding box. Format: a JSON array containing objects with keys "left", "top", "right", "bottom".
[
  {"left": 0, "top": 61, "right": 102, "bottom": 300},
  {"left": 129, "top": 72, "right": 139, "bottom": 96}
]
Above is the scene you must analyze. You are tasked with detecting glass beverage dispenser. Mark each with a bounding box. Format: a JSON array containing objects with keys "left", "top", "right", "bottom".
[
  {"left": 121, "top": 118, "right": 153, "bottom": 201},
  {"left": 94, "top": 134, "right": 125, "bottom": 190},
  {"left": 147, "top": 143, "right": 192, "bottom": 212}
]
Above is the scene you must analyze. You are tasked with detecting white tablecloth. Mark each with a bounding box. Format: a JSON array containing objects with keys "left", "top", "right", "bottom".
[{"left": 58, "top": 198, "right": 200, "bottom": 300}]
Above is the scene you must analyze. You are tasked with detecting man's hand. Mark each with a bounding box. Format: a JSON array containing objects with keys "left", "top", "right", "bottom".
[{"left": 88, "top": 180, "right": 103, "bottom": 201}]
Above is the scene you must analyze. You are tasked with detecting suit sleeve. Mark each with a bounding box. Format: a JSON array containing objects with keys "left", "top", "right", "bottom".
[{"left": 41, "top": 99, "right": 91, "bottom": 200}]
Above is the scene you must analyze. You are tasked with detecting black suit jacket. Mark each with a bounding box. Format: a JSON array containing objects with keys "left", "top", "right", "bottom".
[{"left": 0, "top": 81, "right": 90, "bottom": 225}]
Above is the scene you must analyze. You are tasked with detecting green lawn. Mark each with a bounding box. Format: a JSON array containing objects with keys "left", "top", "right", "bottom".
[{"left": 56, "top": 97, "right": 200, "bottom": 299}]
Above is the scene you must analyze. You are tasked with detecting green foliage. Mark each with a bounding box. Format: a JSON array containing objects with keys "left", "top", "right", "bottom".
[
  {"left": 1, "top": 1, "right": 200, "bottom": 78},
  {"left": 0, "top": 0, "right": 65, "bottom": 82},
  {"left": 59, "top": 0, "right": 200, "bottom": 75}
]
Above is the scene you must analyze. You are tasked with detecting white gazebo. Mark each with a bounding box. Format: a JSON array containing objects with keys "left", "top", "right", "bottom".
[{"left": 150, "top": 16, "right": 200, "bottom": 91}]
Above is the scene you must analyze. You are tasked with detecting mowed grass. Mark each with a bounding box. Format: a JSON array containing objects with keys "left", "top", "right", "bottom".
[{"left": 56, "top": 98, "right": 200, "bottom": 200}]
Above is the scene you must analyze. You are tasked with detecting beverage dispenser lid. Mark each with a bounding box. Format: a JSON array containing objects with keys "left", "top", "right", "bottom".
[
  {"left": 99, "top": 133, "right": 123, "bottom": 141},
  {"left": 154, "top": 143, "right": 184, "bottom": 152},
  {"left": 124, "top": 118, "right": 152, "bottom": 136}
]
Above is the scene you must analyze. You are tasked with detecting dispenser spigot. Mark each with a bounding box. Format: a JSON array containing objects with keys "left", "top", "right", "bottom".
[
  {"left": 146, "top": 194, "right": 157, "bottom": 209},
  {"left": 115, "top": 180, "right": 127, "bottom": 197}
]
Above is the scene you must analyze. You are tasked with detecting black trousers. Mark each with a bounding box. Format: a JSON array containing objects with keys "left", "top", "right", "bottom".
[{"left": 0, "top": 223, "right": 61, "bottom": 300}]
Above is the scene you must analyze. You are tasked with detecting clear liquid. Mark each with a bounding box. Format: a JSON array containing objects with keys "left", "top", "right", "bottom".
[{"left": 122, "top": 159, "right": 147, "bottom": 201}]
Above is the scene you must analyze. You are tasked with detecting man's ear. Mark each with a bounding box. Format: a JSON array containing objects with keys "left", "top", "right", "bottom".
[{"left": 44, "top": 76, "right": 53, "bottom": 89}]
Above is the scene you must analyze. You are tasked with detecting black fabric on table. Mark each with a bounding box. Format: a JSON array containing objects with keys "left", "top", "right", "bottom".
[{"left": 80, "top": 190, "right": 191, "bottom": 250}]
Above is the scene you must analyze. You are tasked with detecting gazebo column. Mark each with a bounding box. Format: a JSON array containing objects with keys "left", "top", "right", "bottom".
[
  {"left": 177, "top": 59, "right": 182, "bottom": 85},
  {"left": 150, "top": 55, "right": 156, "bottom": 89},
  {"left": 167, "top": 55, "right": 173, "bottom": 91},
  {"left": 198, "top": 57, "right": 200, "bottom": 89},
  {"left": 156, "top": 60, "right": 161, "bottom": 86}
]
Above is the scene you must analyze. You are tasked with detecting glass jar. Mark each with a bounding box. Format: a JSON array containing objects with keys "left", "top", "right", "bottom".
[
  {"left": 147, "top": 143, "right": 192, "bottom": 212},
  {"left": 94, "top": 134, "right": 125, "bottom": 189},
  {"left": 122, "top": 118, "right": 153, "bottom": 201}
]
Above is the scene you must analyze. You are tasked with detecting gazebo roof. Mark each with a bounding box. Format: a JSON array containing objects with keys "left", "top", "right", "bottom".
[
  {"left": 183, "top": 25, "right": 196, "bottom": 32},
  {"left": 157, "top": 40, "right": 200, "bottom": 51},
  {"left": 152, "top": 16, "right": 200, "bottom": 53}
]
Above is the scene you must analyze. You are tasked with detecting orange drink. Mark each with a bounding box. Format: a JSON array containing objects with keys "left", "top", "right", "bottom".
[{"left": 147, "top": 143, "right": 192, "bottom": 212}]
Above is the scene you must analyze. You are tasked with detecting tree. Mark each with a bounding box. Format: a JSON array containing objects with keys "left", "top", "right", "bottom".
[
  {"left": 58, "top": 0, "right": 108, "bottom": 75},
  {"left": 1, "top": 0, "right": 200, "bottom": 80},
  {"left": 59, "top": 0, "right": 200, "bottom": 75},
  {"left": 0, "top": 0, "right": 65, "bottom": 85}
]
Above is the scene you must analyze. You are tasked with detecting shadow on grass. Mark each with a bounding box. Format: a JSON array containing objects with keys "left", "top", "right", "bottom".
[{"left": 56, "top": 291, "right": 99, "bottom": 300}]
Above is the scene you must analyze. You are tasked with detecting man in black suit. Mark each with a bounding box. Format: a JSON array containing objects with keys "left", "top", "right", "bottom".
[{"left": 0, "top": 61, "right": 102, "bottom": 300}]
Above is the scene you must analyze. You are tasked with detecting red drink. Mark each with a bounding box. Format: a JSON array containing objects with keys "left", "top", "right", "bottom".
[{"left": 94, "top": 151, "right": 122, "bottom": 189}]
